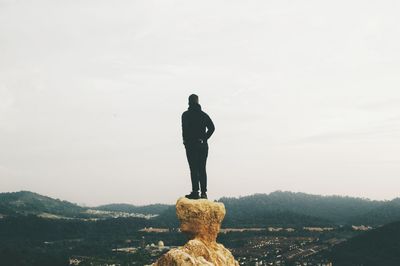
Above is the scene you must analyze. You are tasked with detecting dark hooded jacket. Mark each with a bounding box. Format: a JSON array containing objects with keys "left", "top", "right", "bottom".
[{"left": 181, "top": 103, "right": 215, "bottom": 145}]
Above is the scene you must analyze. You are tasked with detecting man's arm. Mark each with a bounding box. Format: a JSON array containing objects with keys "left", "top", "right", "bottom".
[
  {"left": 181, "top": 112, "right": 187, "bottom": 144},
  {"left": 204, "top": 114, "right": 215, "bottom": 140}
]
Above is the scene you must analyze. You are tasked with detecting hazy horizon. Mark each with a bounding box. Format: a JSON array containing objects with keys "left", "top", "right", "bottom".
[
  {"left": 3, "top": 189, "right": 400, "bottom": 207},
  {"left": 1, "top": 0, "right": 400, "bottom": 205}
]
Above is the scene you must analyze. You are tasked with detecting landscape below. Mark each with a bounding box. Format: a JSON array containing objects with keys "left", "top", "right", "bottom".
[{"left": 1, "top": 191, "right": 400, "bottom": 265}]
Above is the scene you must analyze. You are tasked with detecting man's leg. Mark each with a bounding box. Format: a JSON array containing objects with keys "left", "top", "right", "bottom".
[
  {"left": 185, "top": 144, "right": 200, "bottom": 193},
  {"left": 198, "top": 143, "right": 209, "bottom": 194}
]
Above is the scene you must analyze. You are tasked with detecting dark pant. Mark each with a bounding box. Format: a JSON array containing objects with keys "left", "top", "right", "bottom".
[{"left": 185, "top": 142, "right": 209, "bottom": 193}]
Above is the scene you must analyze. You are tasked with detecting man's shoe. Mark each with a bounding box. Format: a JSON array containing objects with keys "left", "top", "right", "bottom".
[
  {"left": 185, "top": 192, "right": 200, "bottom": 200},
  {"left": 200, "top": 192, "right": 208, "bottom": 199}
]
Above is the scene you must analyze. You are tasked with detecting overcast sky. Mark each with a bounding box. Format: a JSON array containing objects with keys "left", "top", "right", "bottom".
[{"left": 1, "top": 0, "right": 400, "bottom": 205}]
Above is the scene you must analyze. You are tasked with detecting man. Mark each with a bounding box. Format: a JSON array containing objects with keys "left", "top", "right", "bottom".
[{"left": 181, "top": 94, "right": 215, "bottom": 199}]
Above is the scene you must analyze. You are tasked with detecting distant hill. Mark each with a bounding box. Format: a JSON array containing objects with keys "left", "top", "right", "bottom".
[
  {"left": 0, "top": 191, "right": 165, "bottom": 219},
  {"left": 1, "top": 190, "right": 399, "bottom": 227},
  {"left": 153, "top": 191, "right": 385, "bottom": 228},
  {"left": 326, "top": 221, "right": 400, "bottom": 265},
  {"left": 95, "top": 203, "right": 170, "bottom": 215},
  {"left": 0, "top": 191, "right": 85, "bottom": 218},
  {"left": 219, "top": 191, "right": 384, "bottom": 225},
  {"left": 349, "top": 198, "right": 400, "bottom": 226}
]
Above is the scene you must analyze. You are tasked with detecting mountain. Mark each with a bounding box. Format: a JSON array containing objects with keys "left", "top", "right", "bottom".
[
  {"left": 349, "top": 198, "right": 400, "bottom": 226},
  {"left": 154, "top": 191, "right": 381, "bottom": 228},
  {"left": 0, "top": 191, "right": 164, "bottom": 219},
  {"left": 152, "top": 200, "right": 330, "bottom": 228},
  {"left": 219, "top": 191, "right": 384, "bottom": 225},
  {"left": 326, "top": 221, "right": 400, "bottom": 265},
  {"left": 0, "top": 191, "right": 85, "bottom": 218},
  {"left": 95, "top": 203, "right": 170, "bottom": 215},
  {"left": 1, "top": 190, "right": 399, "bottom": 226}
]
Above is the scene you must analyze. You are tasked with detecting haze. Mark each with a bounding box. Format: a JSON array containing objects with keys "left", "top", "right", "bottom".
[{"left": 1, "top": 0, "right": 399, "bottom": 205}]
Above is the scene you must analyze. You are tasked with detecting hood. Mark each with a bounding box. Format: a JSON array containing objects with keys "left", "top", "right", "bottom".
[{"left": 188, "top": 103, "right": 202, "bottom": 111}]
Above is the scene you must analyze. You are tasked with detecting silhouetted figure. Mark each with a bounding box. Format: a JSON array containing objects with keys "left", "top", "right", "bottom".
[{"left": 182, "top": 94, "right": 215, "bottom": 199}]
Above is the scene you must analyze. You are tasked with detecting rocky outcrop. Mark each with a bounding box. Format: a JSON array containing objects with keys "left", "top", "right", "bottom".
[{"left": 152, "top": 197, "right": 239, "bottom": 266}]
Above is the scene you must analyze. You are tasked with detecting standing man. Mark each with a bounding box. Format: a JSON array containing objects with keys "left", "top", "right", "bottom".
[{"left": 182, "top": 94, "right": 215, "bottom": 199}]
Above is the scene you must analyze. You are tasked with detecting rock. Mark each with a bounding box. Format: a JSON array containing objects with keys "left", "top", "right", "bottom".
[{"left": 152, "top": 197, "right": 239, "bottom": 266}]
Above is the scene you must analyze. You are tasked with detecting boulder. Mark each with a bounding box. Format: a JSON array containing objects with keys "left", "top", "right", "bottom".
[{"left": 152, "top": 197, "right": 239, "bottom": 266}]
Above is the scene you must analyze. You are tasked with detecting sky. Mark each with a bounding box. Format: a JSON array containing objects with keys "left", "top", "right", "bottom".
[{"left": 1, "top": 0, "right": 400, "bottom": 206}]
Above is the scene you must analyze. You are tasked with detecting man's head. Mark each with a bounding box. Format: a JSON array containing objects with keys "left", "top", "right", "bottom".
[{"left": 188, "top": 94, "right": 199, "bottom": 105}]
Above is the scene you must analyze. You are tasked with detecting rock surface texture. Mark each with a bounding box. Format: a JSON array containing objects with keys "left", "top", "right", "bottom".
[{"left": 152, "top": 197, "right": 239, "bottom": 266}]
